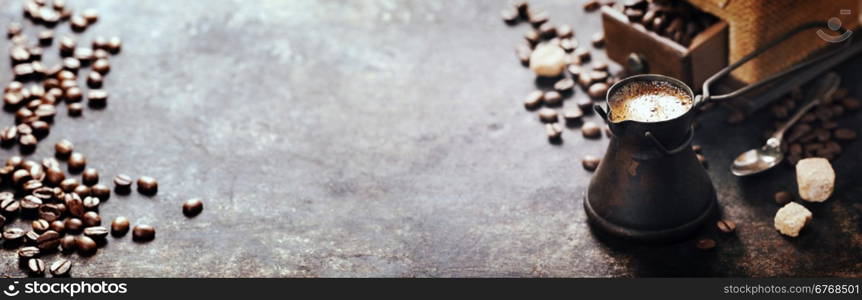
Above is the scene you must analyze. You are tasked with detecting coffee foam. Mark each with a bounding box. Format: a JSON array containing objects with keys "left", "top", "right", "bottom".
[{"left": 608, "top": 80, "right": 692, "bottom": 123}]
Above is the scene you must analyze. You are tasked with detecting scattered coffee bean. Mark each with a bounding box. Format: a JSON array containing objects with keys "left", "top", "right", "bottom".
[
  {"left": 523, "top": 90, "right": 543, "bottom": 110},
  {"left": 697, "top": 153, "right": 708, "bottom": 168},
  {"left": 81, "top": 167, "right": 100, "bottom": 186},
  {"left": 576, "top": 97, "right": 594, "bottom": 113},
  {"left": 591, "top": 32, "right": 605, "bottom": 48},
  {"left": 554, "top": 78, "right": 575, "bottom": 92},
  {"left": 581, "top": 121, "right": 601, "bottom": 139},
  {"left": 113, "top": 174, "right": 132, "bottom": 194},
  {"left": 501, "top": 8, "right": 519, "bottom": 24},
  {"left": 183, "top": 198, "right": 204, "bottom": 217},
  {"left": 50, "top": 259, "right": 71, "bottom": 276},
  {"left": 38, "top": 205, "right": 61, "bottom": 222},
  {"left": 73, "top": 184, "right": 90, "bottom": 197},
  {"left": 75, "top": 235, "right": 98, "bottom": 256},
  {"left": 538, "top": 108, "right": 558, "bottom": 123},
  {"left": 82, "top": 9, "right": 99, "bottom": 24},
  {"left": 50, "top": 220, "right": 64, "bottom": 234},
  {"left": 18, "top": 246, "right": 40, "bottom": 260},
  {"left": 545, "top": 123, "right": 562, "bottom": 141},
  {"left": 68, "top": 152, "right": 86, "bottom": 173},
  {"left": 696, "top": 238, "right": 716, "bottom": 251},
  {"left": 27, "top": 258, "right": 46, "bottom": 275},
  {"left": 716, "top": 220, "right": 736, "bottom": 233},
  {"left": 543, "top": 91, "right": 563, "bottom": 106},
  {"left": 36, "top": 230, "right": 60, "bottom": 251},
  {"left": 59, "top": 177, "right": 80, "bottom": 192},
  {"left": 60, "top": 235, "right": 76, "bottom": 253},
  {"left": 83, "top": 226, "right": 108, "bottom": 239},
  {"left": 67, "top": 102, "right": 83, "bottom": 116},
  {"left": 107, "top": 36, "right": 122, "bottom": 54},
  {"left": 32, "top": 219, "right": 50, "bottom": 233},
  {"left": 583, "top": 0, "right": 601, "bottom": 11},
  {"left": 83, "top": 196, "right": 100, "bottom": 211},
  {"left": 55, "top": 139, "right": 73, "bottom": 159},
  {"left": 582, "top": 155, "right": 600, "bottom": 171},
  {"left": 38, "top": 30, "right": 53, "bottom": 45},
  {"left": 132, "top": 224, "right": 155, "bottom": 242},
  {"left": 563, "top": 107, "right": 583, "bottom": 124},
  {"left": 70, "top": 15, "right": 88, "bottom": 32},
  {"left": 90, "top": 184, "right": 110, "bottom": 201},
  {"left": 3, "top": 227, "right": 26, "bottom": 242},
  {"left": 587, "top": 82, "right": 608, "bottom": 99},
  {"left": 137, "top": 176, "right": 159, "bottom": 195},
  {"left": 528, "top": 11, "right": 549, "bottom": 27},
  {"left": 82, "top": 211, "right": 101, "bottom": 227},
  {"left": 111, "top": 216, "right": 130, "bottom": 236},
  {"left": 834, "top": 128, "right": 857, "bottom": 140}
]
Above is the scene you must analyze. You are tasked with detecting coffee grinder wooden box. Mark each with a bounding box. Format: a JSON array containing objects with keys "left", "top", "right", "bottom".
[{"left": 602, "top": 0, "right": 861, "bottom": 89}]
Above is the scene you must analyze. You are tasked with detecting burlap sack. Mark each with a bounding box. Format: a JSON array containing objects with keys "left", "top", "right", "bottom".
[{"left": 687, "top": 0, "right": 860, "bottom": 83}]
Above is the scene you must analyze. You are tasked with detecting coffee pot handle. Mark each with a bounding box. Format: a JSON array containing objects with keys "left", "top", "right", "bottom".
[
  {"left": 645, "top": 126, "right": 694, "bottom": 155},
  {"left": 700, "top": 22, "right": 851, "bottom": 104}
]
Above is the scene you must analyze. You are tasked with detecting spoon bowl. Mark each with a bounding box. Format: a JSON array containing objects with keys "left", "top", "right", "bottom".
[{"left": 731, "top": 138, "right": 783, "bottom": 176}]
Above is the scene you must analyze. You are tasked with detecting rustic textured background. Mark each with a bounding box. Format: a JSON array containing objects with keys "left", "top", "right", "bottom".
[{"left": 0, "top": 0, "right": 860, "bottom": 277}]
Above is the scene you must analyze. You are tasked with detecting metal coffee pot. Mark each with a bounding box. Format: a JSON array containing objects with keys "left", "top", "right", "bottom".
[{"left": 584, "top": 22, "right": 855, "bottom": 241}]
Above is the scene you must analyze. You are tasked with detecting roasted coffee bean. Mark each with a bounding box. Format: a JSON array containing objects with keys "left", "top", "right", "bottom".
[
  {"left": 67, "top": 103, "right": 83, "bottom": 116},
  {"left": 87, "top": 71, "right": 103, "bottom": 88},
  {"left": 12, "top": 169, "right": 32, "bottom": 186},
  {"left": 556, "top": 24, "right": 574, "bottom": 38},
  {"left": 90, "top": 184, "right": 110, "bottom": 201},
  {"left": 538, "top": 108, "right": 558, "bottom": 123},
  {"left": 65, "top": 87, "right": 82, "bottom": 102},
  {"left": 696, "top": 238, "right": 716, "bottom": 251},
  {"left": 501, "top": 8, "right": 519, "bottom": 24},
  {"left": 691, "top": 145, "right": 702, "bottom": 153},
  {"left": 38, "top": 30, "right": 54, "bottom": 46},
  {"left": 82, "top": 8, "right": 99, "bottom": 24},
  {"left": 523, "top": 90, "right": 543, "bottom": 110},
  {"left": 138, "top": 176, "right": 159, "bottom": 195},
  {"left": 60, "top": 178, "right": 80, "bottom": 192},
  {"left": 38, "top": 205, "right": 61, "bottom": 222},
  {"left": 19, "top": 133, "right": 38, "bottom": 152},
  {"left": 65, "top": 193, "right": 84, "bottom": 217},
  {"left": 33, "top": 187, "right": 55, "bottom": 201},
  {"left": 59, "top": 236, "right": 75, "bottom": 253},
  {"left": 68, "top": 152, "right": 86, "bottom": 173},
  {"left": 716, "top": 220, "right": 736, "bottom": 233},
  {"left": 0, "top": 126, "right": 18, "bottom": 147},
  {"left": 25, "top": 231, "right": 41, "bottom": 244},
  {"left": 4, "top": 228, "right": 26, "bottom": 241},
  {"left": 50, "top": 220, "right": 64, "bottom": 234},
  {"left": 70, "top": 15, "right": 88, "bottom": 32},
  {"left": 840, "top": 98, "right": 860, "bottom": 111},
  {"left": 554, "top": 78, "right": 575, "bottom": 92},
  {"left": 82, "top": 211, "right": 101, "bottom": 227},
  {"left": 87, "top": 89, "right": 108, "bottom": 108},
  {"left": 697, "top": 153, "right": 708, "bottom": 168},
  {"left": 834, "top": 128, "right": 857, "bottom": 140},
  {"left": 583, "top": 0, "right": 601, "bottom": 11},
  {"left": 83, "top": 226, "right": 108, "bottom": 239},
  {"left": 559, "top": 38, "right": 577, "bottom": 52},
  {"left": 111, "top": 216, "right": 130, "bottom": 236},
  {"left": 83, "top": 196, "right": 100, "bottom": 211},
  {"left": 132, "top": 224, "right": 155, "bottom": 242},
  {"left": 36, "top": 230, "right": 60, "bottom": 251},
  {"left": 27, "top": 258, "right": 46, "bottom": 275},
  {"left": 23, "top": 180, "right": 44, "bottom": 194},
  {"left": 65, "top": 218, "right": 83, "bottom": 233},
  {"left": 182, "top": 198, "right": 204, "bottom": 217},
  {"left": 7, "top": 22, "right": 22, "bottom": 38},
  {"left": 538, "top": 22, "right": 557, "bottom": 39},
  {"left": 114, "top": 174, "right": 132, "bottom": 194},
  {"left": 41, "top": 167, "right": 63, "bottom": 187},
  {"left": 32, "top": 219, "right": 50, "bottom": 233},
  {"left": 74, "top": 185, "right": 90, "bottom": 197},
  {"left": 581, "top": 121, "right": 601, "bottom": 139},
  {"left": 50, "top": 259, "right": 71, "bottom": 276},
  {"left": 20, "top": 196, "right": 42, "bottom": 213},
  {"left": 10, "top": 46, "right": 31, "bottom": 64},
  {"left": 576, "top": 97, "right": 594, "bottom": 113},
  {"left": 34, "top": 104, "right": 56, "bottom": 122},
  {"left": 75, "top": 236, "right": 98, "bottom": 256},
  {"left": 582, "top": 155, "right": 600, "bottom": 171},
  {"left": 587, "top": 82, "right": 608, "bottom": 99},
  {"left": 63, "top": 57, "right": 82, "bottom": 74},
  {"left": 18, "top": 246, "right": 40, "bottom": 260},
  {"left": 13, "top": 64, "right": 35, "bottom": 80},
  {"left": 81, "top": 168, "right": 100, "bottom": 186},
  {"left": 591, "top": 32, "right": 605, "bottom": 48},
  {"left": 528, "top": 11, "right": 549, "bottom": 27},
  {"left": 542, "top": 123, "right": 560, "bottom": 142},
  {"left": 563, "top": 107, "right": 583, "bottom": 124},
  {"left": 573, "top": 47, "right": 590, "bottom": 63},
  {"left": 0, "top": 198, "right": 18, "bottom": 214},
  {"left": 94, "top": 48, "right": 110, "bottom": 60},
  {"left": 516, "top": 44, "right": 532, "bottom": 65},
  {"left": 74, "top": 48, "right": 94, "bottom": 66},
  {"left": 543, "top": 91, "right": 563, "bottom": 106},
  {"left": 107, "top": 37, "right": 122, "bottom": 54}
]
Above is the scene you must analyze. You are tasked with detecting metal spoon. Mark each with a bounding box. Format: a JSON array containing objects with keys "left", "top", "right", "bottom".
[{"left": 731, "top": 73, "right": 840, "bottom": 176}]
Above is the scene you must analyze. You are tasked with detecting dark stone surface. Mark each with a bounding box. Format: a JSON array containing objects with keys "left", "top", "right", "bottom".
[{"left": 0, "top": 0, "right": 859, "bottom": 277}]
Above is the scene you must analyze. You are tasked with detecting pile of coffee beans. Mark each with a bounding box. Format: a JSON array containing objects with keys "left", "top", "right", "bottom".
[
  {"left": 763, "top": 84, "right": 859, "bottom": 165},
  {"left": 503, "top": 1, "right": 619, "bottom": 153},
  {"left": 0, "top": 0, "right": 205, "bottom": 278},
  {"left": 4, "top": 0, "right": 121, "bottom": 154},
  {"left": 607, "top": 0, "right": 718, "bottom": 47}
]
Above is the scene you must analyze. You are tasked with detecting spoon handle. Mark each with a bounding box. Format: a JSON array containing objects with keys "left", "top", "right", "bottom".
[{"left": 771, "top": 73, "right": 841, "bottom": 141}]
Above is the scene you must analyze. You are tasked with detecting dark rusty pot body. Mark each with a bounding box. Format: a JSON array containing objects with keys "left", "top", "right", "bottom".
[{"left": 585, "top": 74, "right": 716, "bottom": 242}]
